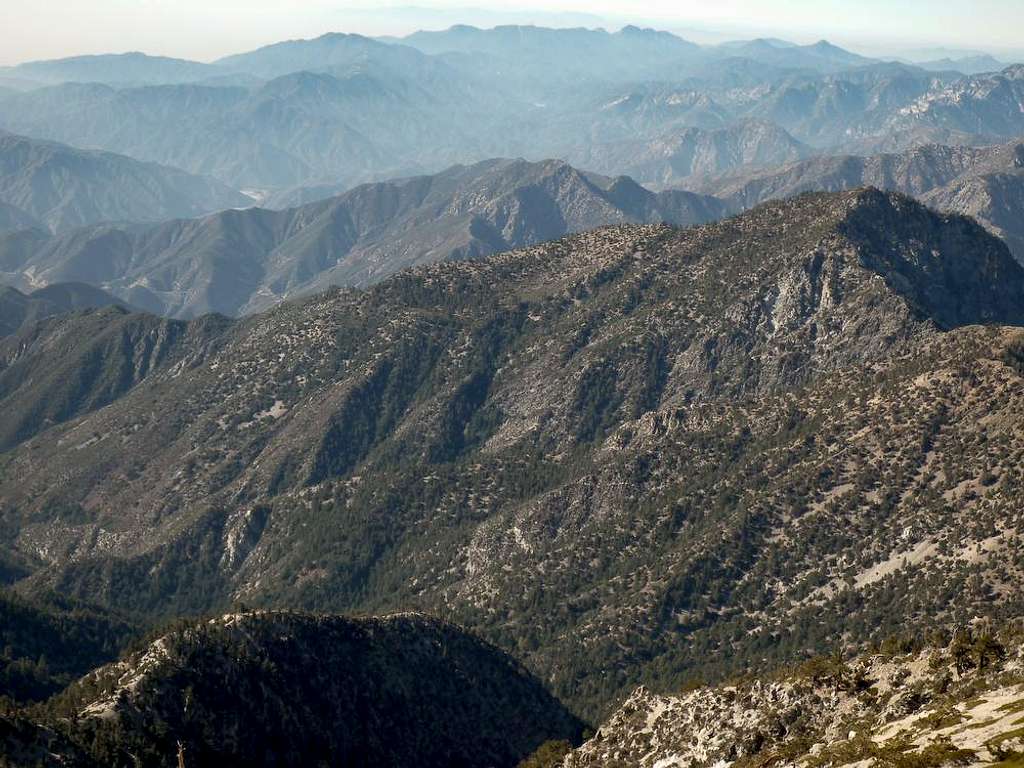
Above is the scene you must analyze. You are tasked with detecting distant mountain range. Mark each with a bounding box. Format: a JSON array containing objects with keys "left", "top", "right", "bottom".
[
  {"left": 915, "top": 53, "right": 1008, "bottom": 74},
  {"left": 0, "top": 52, "right": 223, "bottom": 87},
  {"left": 0, "top": 131, "right": 251, "bottom": 233},
  {"left": 0, "top": 158, "right": 725, "bottom": 317},
  {"left": 0, "top": 29, "right": 1020, "bottom": 193}
]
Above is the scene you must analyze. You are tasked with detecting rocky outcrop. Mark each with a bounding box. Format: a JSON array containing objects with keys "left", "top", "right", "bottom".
[{"left": 568, "top": 627, "right": 1024, "bottom": 767}]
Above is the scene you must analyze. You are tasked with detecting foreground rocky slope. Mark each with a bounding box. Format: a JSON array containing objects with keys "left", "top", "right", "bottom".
[
  {"left": 3, "top": 612, "right": 583, "bottom": 768},
  {"left": 0, "top": 158, "right": 724, "bottom": 318},
  {"left": 1, "top": 190, "right": 1024, "bottom": 720},
  {"left": 567, "top": 624, "right": 1024, "bottom": 768}
]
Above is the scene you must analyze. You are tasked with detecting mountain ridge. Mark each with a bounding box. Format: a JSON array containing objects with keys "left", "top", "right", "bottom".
[
  {"left": 0, "top": 158, "right": 726, "bottom": 318},
  {"left": 2, "top": 189, "right": 1023, "bottom": 720}
]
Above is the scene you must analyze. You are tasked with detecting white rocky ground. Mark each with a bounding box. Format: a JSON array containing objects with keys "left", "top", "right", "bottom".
[{"left": 568, "top": 627, "right": 1024, "bottom": 768}]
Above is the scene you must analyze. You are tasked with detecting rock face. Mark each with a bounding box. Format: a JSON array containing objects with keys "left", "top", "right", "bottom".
[
  {"left": 0, "top": 131, "right": 251, "bottom": 233},
  {"left": 29, "top": 612, "right": 584, "bottom": 768},
  {"left": 1, "top": 191, "right": 1024, "bottom": 721},
  {"left": 0, "top": 158, "right": 725, "bottom": 318},
  {"left": 567, "top": 627, "right": 1024, "bottom": 768}
]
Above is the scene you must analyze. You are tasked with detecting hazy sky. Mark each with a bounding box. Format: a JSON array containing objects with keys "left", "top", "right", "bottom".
[{"left": 2, "top": 0, "right": 1024, "bottom": 66}]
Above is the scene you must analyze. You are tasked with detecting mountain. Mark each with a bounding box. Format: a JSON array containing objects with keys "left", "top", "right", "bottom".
[
  {"left": 687, "top": 139, "right": 1024, "bottom": 262},
  {"left": 216, "top": 32, "right": 455, "bottom": 81},
  {"left": 0, "top": 131, "right": 251, "bottom": 233},
  {"left": 716, "top": 38, "right": 874, "bottom": 72},
  {"left": 0, "top": 159, "right": 727, "bottom": 317},
  {"left": 565, "top": 625, "right": 1024, "bottom": 767},
  {"left": 2, "top": 190, "right": 1024, "bottom": 721},
  {"left": 570, "top": 120, "right": 812, "bottom": 189},
  {"left": 0, "top": 282, "right": 129, "bottom": 337},
  {"left": 0, "top": 201, "right": 37, "bottom": 232},
  {"left": 396, "top": 24, "right": 702, "bottom": 88},
  {"left": 916, "top": 54, "right": 1009, "bottom": 74},
  {"left": 0, "top": 52, "right": 223, "bottom": 87},
  {"left": 891, "top": 64, "right": 1024, "bottom": 137},
  {"left": 9, "top": 611, "right": 583, "bottom": 768},
  {"left": 0, "top": 67, "right": 512, "bottom": 190}
]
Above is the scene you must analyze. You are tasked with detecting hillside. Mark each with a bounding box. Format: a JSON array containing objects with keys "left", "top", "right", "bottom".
[
  {"left": 6, "top": 612, "right": 584, "bottom": 768},
  {"left": 565, "top": 625, "right": 1024, "bottom": 768},
  {"left": 0, "top": 132, "right": 251, "bottom": 233},
  {"left": 0, "top": 158, "right": 726, "bottom": 317},
  {"left": 1, "top": 190, "right": 1024, "bottom": 720}
]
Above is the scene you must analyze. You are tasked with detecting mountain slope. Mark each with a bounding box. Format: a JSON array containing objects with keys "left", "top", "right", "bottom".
[
  {"left": 0, "top": 158, "right": 726, "bottom": 317},
  {"left": 2, "top": 190, "right": 1024, "bottom": 720},
  {"left": 24, "top": 612, "right": 584, "bottom": 768},
  {"left": 0, "top": 202, "right": 37, "bottom": 232},
  {"left": 0, "top": 306, "right": 229, "bottom": 451},
  {"left": 923, "top": 168, "right": 1024, "bottom": 265},
  {"left": 892, "top": 64, "right": 1024, "bottom": 136},
  {"left": 0, "top": 132, "right": 251, "bottom": 233}
]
